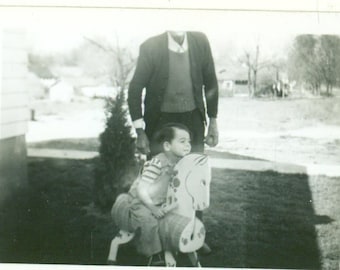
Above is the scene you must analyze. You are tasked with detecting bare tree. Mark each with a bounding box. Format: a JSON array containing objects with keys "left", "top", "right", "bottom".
[
  {"left": 240, "top": 44, "right": 271, "bottom": 97},
  {"left": 252, "top": 44, "right": 260, "bottom": 95},
  {"left": 83, "top": 35, "right": 136, "bottom": 89},
  {"left": 243, "top": 52, "right": 253, "bottom": 96},
  {"left": 270, "top": 57, "right": 287, "bottom": 82}
]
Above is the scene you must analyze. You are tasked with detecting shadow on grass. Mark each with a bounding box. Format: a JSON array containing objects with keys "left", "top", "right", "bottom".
[
  {"left": 0, "top": 156, "right": 325, "bottom": 268},
  {"left": 0, "top": 157, "right": 116, "bottom": 264},
  {"left": 202, "top": 169, "right": 323, "bottom": 269}
]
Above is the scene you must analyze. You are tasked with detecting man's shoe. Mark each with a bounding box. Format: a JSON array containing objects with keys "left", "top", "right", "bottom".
[{"left": 198, "top": 243, "right": 212, "bottom": 255}]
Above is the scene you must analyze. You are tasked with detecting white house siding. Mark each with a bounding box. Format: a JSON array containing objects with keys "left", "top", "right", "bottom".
[
  {"left": 0, "top": 29, "right": 28, "bottom": 205},
  {"left": 0, "top": 29, "right": 29, "bottom": 139}
]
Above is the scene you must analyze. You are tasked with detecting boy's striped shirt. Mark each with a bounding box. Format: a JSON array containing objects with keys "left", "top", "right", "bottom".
[{"left": 141, "top": 158, "right": 163, "bottom": 183}]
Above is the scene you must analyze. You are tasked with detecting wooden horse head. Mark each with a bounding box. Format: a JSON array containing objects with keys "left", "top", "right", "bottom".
[{"left": 166, "top": 153, "right": 211, "bottom": 218}]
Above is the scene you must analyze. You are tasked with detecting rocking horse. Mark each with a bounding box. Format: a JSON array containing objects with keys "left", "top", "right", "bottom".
[{"left": 107, "top": 153, "right": 211, "bottom": 267}]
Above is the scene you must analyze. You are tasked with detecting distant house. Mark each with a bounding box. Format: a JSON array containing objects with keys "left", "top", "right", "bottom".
[
  {"left": 49, "top": 79, "right": 74, "bottom": 102},
  {"left": 80, "top": 85, "right": 119, "bottom": 99},
  {"left": 48, "top": 66, "right": 116, "bottom": 100},
  {"left": 0, "top": 29, "right": 29, "bottom": 204},
  {"left": 217, "top": 66, "right": 248, "bottom": 97},
  {"left": 50, "top": 66, "right": 110, "bottom": 90},
  {"left": 27, "top": 71, "right": 46, "bottom": 99}
]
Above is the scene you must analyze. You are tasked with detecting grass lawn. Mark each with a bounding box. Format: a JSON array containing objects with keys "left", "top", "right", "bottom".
[{"left": 0, "top": 155, "right": 339, "bottom": 269}]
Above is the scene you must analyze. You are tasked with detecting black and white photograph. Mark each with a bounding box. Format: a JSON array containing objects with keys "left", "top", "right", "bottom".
[{"left": 0, "top": 1, "right": 339, "bottom": 269}]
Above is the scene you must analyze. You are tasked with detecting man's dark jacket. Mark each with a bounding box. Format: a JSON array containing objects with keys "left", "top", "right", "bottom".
[{"left": 128, "top": 31, "right": 218, "bottom": 137}]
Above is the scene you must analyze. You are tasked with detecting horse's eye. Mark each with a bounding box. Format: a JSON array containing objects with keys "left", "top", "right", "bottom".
[{"left": 201, "top": 179, "right": 206, "bottom": 186}]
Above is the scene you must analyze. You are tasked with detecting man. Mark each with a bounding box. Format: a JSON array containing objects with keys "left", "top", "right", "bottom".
[
  {"left": 127, "top": 30, "right": 219, "bottom": 255},
  {"left": 128, "top": 31, "right": 218, "bottom": 154}
]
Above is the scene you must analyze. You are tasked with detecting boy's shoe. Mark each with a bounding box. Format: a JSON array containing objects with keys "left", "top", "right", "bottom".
[
  {"left": 198, "top": 242, "right": 212, "bottom": 255},
  {"left": 107, "top": 259, "right": 118, "bottom": 265},
  {"left": 148, "top": 253, "right": 165, "bottom": 266}
]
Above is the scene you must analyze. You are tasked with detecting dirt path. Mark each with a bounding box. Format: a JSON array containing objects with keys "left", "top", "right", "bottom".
[
  {"left": 214, "top": 97, "right": 340, "bottom": 167},
  {"left": 27, "top": 96, "right": 340, "bottom": 168}
]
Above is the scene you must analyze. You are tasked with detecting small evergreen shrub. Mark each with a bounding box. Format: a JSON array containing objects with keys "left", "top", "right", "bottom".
[{"left": 94, "top": 89, "right": 137, "bottom": 210}]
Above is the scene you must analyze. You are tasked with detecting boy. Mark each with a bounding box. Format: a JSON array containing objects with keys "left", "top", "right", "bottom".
[{"left": 113, "top": 123, "right": 191, "bottom": 264}]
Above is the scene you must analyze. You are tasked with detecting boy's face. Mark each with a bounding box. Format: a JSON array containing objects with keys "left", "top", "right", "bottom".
[{"left": 167, "top": 128, "right": 191, "bottom": 157}]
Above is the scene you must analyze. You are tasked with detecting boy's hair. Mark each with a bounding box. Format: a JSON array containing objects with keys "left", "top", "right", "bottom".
[{"left": 153, "top": 122, "right": 191, "bottom": 146}]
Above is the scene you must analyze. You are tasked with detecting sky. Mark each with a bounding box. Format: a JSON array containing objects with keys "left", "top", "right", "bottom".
[
  {"left": 0, "top": 7, "right": 337, "bottom": 52},
  {"left": 1, "top": 6, "right": 340, "bottom": 64}
]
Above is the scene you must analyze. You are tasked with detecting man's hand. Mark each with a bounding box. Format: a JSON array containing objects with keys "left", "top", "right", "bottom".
[
  {"left": 136, "top": 128, "right": 150, "bottom": 155},
  {"left": 205, "top": 118, "right": 219, "bottom": 147}
]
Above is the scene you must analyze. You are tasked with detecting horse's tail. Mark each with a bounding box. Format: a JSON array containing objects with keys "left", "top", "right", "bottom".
[
  {"left": 159, "top": 213, "right": 205, "bottom": 253},
  {"left": 111, "top": 193, "right": 134, "bottom": 232}
]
